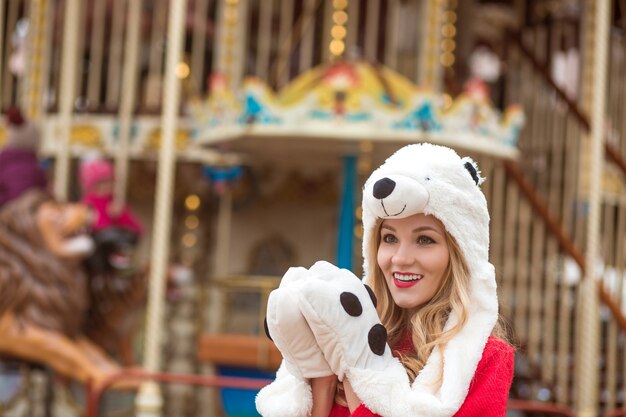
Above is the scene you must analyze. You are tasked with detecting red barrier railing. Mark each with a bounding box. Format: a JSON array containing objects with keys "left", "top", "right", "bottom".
[
  {"left": 85, "top": 371, "right": 590, "bottom": 417},
  {"left": 507, "top": 399, "right": 578, "bottom": 417},
  {"left": 603, "top": 409, "right": 626, "bottom": 417},
  {"left": 85, "top": 369, "right": 272, "bottom": 417}
]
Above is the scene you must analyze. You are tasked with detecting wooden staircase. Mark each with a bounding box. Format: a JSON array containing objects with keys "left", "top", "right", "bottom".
[{"left": 481, "top": 24, "right": 626, "bottom": 416}]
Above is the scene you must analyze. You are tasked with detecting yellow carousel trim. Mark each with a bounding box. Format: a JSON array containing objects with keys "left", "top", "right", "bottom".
[{"left": 190, "top": 59, "right": 524, "bottom": 159}]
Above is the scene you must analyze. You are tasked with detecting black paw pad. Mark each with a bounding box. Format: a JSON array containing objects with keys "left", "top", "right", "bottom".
[
  {"left": 340, "top": 292, "right": 363, "bottom": 317},
  {"left": 263, "top": 317, "right": 272, "bottom": 341},
  {"left": 368, "top": 324, "right": 387, "bottom": 356},
  {"left": 364, "top": 284, "right": 377, "bottom": 308}
]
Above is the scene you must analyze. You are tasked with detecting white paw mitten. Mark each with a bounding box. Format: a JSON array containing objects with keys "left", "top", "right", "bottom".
[
  {"left": 256, "top": 267, "right": 333, "bottom": 417},
  {"left": 298, "top": 261, "right": 411, "bottom": 415},
  {"left": 264, "top": 266, "right": 333, "bottom": 379},
  {"left": 296, "top": 261, "right": 393, "bottom": 380}
]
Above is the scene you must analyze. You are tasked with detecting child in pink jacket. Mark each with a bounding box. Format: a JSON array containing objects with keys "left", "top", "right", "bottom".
[{"left": 79, "top": 157, "right": 142, "bottom": 236}]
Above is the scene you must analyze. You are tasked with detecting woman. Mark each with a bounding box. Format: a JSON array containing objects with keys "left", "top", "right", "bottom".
[
  {"left": 257, "top": 143, "right": 515, "bottom": 417},
  {"left": 324, "top": 212, "right": 514, "bottom": 417}
]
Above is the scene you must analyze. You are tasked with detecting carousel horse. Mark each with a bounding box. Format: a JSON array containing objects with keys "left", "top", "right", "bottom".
[{"left": 0, "top": 189, "right": 144, "bottom": 388}]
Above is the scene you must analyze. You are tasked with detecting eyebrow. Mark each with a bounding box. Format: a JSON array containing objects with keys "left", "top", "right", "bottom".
[{"left": 381, "top": 224, "right": 443, "bottom": 235}]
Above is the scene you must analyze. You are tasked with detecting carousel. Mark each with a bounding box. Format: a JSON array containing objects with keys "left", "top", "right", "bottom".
[{"left": 1, "top": 1, "right": 625, "bottom": 417}]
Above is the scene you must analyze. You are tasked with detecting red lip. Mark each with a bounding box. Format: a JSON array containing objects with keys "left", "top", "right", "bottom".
[{"left": 393, "top": 278, "right": 420, "bottom": 288}]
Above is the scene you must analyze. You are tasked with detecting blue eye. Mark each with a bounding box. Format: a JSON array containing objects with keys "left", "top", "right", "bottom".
[
  {"left": 417, "top": 235, "right": 435, "bottom": 245},
  {"left": 382, "top": 234, "right": 397, "bottom": 243}
]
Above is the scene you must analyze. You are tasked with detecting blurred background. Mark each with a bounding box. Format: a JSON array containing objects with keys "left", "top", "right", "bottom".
[{"left": 0, "top": 1, "right": 625, "bottom": 416}]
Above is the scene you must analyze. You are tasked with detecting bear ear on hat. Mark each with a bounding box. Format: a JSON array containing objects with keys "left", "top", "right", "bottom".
[{"left": 461, "top": 157, "right": 484, "bottom": 186}]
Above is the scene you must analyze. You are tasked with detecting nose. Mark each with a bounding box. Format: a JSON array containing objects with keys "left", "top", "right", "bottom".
[
  {"left": 391, "top": 242, "right": 413, "bottom": 266},
  {"left": 373, "top": 178, "right": 395, "bottom": 199}
]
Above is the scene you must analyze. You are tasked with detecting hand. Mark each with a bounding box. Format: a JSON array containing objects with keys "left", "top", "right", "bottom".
[
  {"left": 256, "top": 362, "right": 314, "bottom": 417},
  {"left": 107, "top": 200, "right": 123, "bottom": 218},
  {"left": 342, "top": 378, "right": 361, "bottom": 414},
  {"left": 311, "top": 375, "right": 337, "bottom": 417}
]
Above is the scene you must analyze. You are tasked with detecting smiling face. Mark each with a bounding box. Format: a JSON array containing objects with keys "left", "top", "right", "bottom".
[{"left": 376, "top": 213, "right": 450, "bottom": 310}]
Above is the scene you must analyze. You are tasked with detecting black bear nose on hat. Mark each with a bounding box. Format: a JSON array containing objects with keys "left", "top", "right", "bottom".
[{"left": 373, "top": 178, "right": 396, "bottom": 199}]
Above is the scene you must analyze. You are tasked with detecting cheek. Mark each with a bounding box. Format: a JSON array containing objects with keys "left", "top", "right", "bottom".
[
  {"left": 376, "top": 247, "right": 389, "bottom": 270},
  {"left": 431, "top": 249, "right": 450, "bottom": 274}
]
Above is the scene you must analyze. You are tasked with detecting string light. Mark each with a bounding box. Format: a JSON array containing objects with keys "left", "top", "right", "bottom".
[
  {"left": 185, "top": 215, "right": 199, "bottom": 229},
  {"left": 175, "top": 62, "right": 190, "bottom": 79},
  {"left": 221, "top": 0, "right": 240, "bottom": 86},
  {"left": 355, "top": 206, "right": 362, "bottom": 221},
  {"left": 332, "top": 10, "right": 348, "bottom": 25},
  {"left": 185, "top": 194, "right": 201, "bottom": 211},
  {"left": 26, "top": 0, "right": 47, "bottom": 119},
  {"left": 329, "top": 40, "right": 346, "bottom": 56},
  {"left": 329, "top": 0, "right": 348, "bottom": 59},
  {"left": 331, "top": 25, "right": 347, "bottom": 39},
  {"left": 182, "top": 233, "right": 198, "bottom": 248},
  {"left": 357, "top": 141, "right": 373, "bottom": 175},
  {"left": 180, "top": 196, "right": 202, "bottom": 255},
  {"left": 440, "top": 0, "right": 457, "bottom": 69}
]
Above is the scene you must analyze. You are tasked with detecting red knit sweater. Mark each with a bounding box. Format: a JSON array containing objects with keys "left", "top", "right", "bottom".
[{"left": 328, "top": 336, "right": 515, "bottom": 417}]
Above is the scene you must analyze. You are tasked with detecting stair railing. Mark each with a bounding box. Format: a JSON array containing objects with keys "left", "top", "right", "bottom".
[{"left": 491, "top": 26, "right": 626, "bottom": 414}]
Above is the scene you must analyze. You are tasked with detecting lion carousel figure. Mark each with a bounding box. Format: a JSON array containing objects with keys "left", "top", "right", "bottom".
[{"left": 0, "top": 109, "right": 146, "bottom": 393}]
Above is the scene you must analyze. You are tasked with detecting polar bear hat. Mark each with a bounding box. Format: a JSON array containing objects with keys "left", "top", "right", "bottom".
[{"left": 361, "top": 142, "right": 498, "bottom": 413}]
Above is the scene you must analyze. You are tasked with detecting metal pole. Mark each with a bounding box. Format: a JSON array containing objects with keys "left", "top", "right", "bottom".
[
  {"left": 0, "top": 0, "right": 4, "bottom": 95},
  {"left": 337, "top": 155, "right": 356, "bottom": 270},
  {"left": 575, "top": 1, "right": 610, "bottom": 416},
  {"left": 135, "top": 0, "right": 187, "bottom": 416},
  {"left": 417, "top": 0, "right": 444, "bottom": 88},
  {"left": 53, "top": 0, "right": 80, "bottom": 201},
  {"left": 114, "top": 0, "right": 142, "bottom": 207},
  {"left": 23, "top": 0, "right": 49, "bottom": 120}
]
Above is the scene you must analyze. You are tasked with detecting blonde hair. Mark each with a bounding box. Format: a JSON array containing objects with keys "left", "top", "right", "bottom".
[
  {"left": 336, "top": 217, "right": 510, "bottom": 404},
  {"left": 367, "top": 217, "right": 511, "bottom": 384}
]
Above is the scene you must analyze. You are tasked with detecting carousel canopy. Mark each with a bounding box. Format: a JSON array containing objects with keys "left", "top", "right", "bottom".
[{"left": 189, "top": 60, "right": 524, "bottom": 161}]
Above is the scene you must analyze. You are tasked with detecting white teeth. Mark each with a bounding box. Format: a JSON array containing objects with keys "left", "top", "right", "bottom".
[{"left": 393, "top": 273, "right": 423, "bottom": 282}]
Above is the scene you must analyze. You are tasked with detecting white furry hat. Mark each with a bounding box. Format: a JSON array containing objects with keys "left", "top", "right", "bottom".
[{"left": 360, "top": 142, "right": 498, "bottom": 416}]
